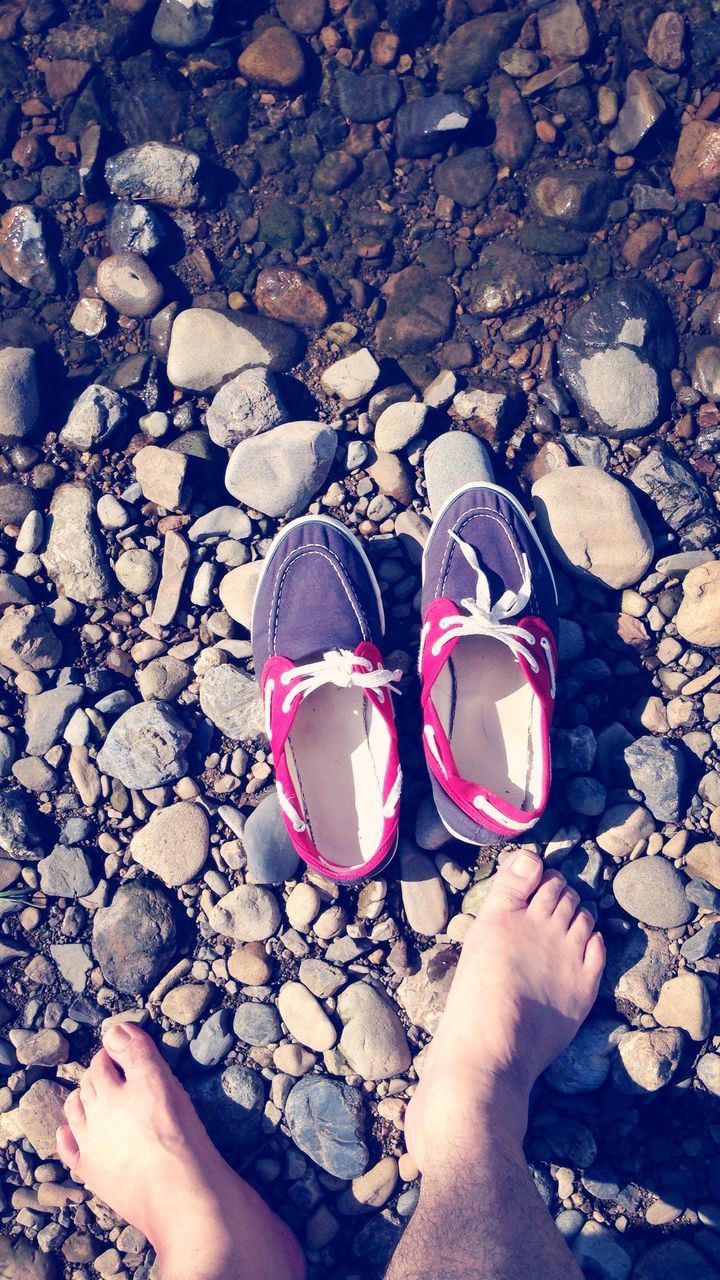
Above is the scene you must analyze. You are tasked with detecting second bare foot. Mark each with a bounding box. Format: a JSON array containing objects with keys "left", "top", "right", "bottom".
[
  {"left": 56, "top": 1024, "right": 305, "bottom": 1280},
  {"left": 404, "top": 850, "right": 606, "bottom": 1172}
]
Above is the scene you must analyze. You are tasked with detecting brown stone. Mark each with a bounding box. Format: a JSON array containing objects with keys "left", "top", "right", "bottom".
[
  {"left": 376, "top": 265, "right": 455, "bottom": 357},
  {"left": 0, "top": 205, "right": 57, "bottom": 293},
  {"left": 367, "top": 449, "right": 414, "bottom": 504},
  {"left": 488, "top": 72, "right": 535, "bottom": 171},
  {"left": 276, "top": 0, "right": 326, "bottom": 35},
  {"left": 675, "top": 560, "right": 720, "bottom": 647},
  {"left": 40, "top": 57, "right": 91, "bottom": 101},
  {"left": 646, "top": 11, "right": 685, "bottom": 71},
  {"left": 622, "top": 219, "right": 664, "bottom": 269},
  {"left": 238, "top": 25, "right": 305, "bottom": 89},
  {"left": 254, "top": 267, "right": 330, "bottom": 331},
  {"left": 671, "top": 120, "right": 720, "bottom": 202},
  {"left": 19, "top": 1078, "right": 71, "bottom": 1159}
]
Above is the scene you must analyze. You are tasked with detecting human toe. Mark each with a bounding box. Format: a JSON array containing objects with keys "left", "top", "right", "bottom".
[
  {"left": 527, "top": 868, "right": 566, "bottom": 916},
  {"left": 584, "top": 930, "right": 606, "bottom": 982},
  {"left": 88, "top": 1047, "right": 123, "bottom": 1094},
  {"left": 64, "top": 1089, "right": 86, "bottom": 1131},
  {"left": 56, "top": 1123, "right": 80, "bottom": 1168},
  {"left": 102, "top": 1023, "right": 162, "bottom": 1078},
  {"left": 569, "top": 907, "right": 596, "bottom": 951},
  {"left": 485, "top": 849, "right": 544, "bottom": 912},
  {"left": 553, "top": 885, "right": 580, "bottom": 927}
]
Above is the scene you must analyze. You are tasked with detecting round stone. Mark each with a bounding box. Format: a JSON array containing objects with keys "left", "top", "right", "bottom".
[
  {"left": 675, "top": 561, "right": 720, "bottom": 648},
  {"left": 233, "top": 1002, "right": 282, "bottom": 1046},
  {"left": 218, "top": 562, "right": 262, "bottom": 630},
  {"left": 130, "top": 801, "right": 209, "bottom": 887},
  {"left": 161, "top": 983, "right": 214, "bottom": 1026},
  {"left": 337, "top": 980, "right": 411, "bottom": 1081},
  {"left": 114, "top": 548, "right": 158, "bottom": 596},
  {"left": 374, "top": 401, "right": 427, "bottom": 453},
  {"left": 228, "top": 942, "right": 273, "bottom": 986},
  {"left": 653, "top": 973, "right": 711, "bottom": 1041},
  {"left": 208, "top": 884, "right": 281, "bottom": 942},
  {"left": 237, "top": 25, "right": 305, "bottom": 89},
  {"left": 96, "top": 252, "right": 164, "bottom": 318},
  {"left": 612, "top": 1027, "right": 684, "bottom": 1094},
  {"left": 532, "top": 467, "right": 654, "bottom": 589},
  {"left": 612, "top": 856, "right": 695, "bottom": 928}
]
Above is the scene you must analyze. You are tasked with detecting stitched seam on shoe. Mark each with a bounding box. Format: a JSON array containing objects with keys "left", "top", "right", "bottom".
[
  {"left": 435, "top": 508, "right": 539, "bottom": 617},
  {"left": 270, "top": 544, "right": 371, "bottom": 655}
]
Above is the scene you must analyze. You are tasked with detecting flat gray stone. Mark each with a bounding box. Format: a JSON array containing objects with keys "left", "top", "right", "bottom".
[
  {"left": 424, "top": 432, "right": 494, "bottom": 517},
  {"left": 96, "top": 700, "right": 191, "bottom": 789},
  {"left": 285, "top": 1076, "right": 369, "bottom": 1179},
  {"left": 225, "top": 421, "right": 337, "bottom": 518},
  {"left": 24, "top": 684, "right": 83, "bottom": 756},
  {"left": 38, "top": 844, "right": 94, "bottom": 897},
  {"left": 612, "top": 856, "right": 694, "bottom": 928},
  {"left": 199, "top": 664, "right": 265, "bottom": 741},
  {"left": 93, "top": 883, "right": 177, "bottom": 994},
  {"left": 42, "top": 483, "right": 111, "bottom": 605},
  {"left": 243, "top": 793, "right": 300, "bottom": 885},
  {"left": 0, "top": 347, "right": 39, "bottom": 442}
]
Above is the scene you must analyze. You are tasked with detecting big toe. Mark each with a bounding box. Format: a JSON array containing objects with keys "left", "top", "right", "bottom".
[
  {"left": 484, "top": 849, "right": 544, "bottom": 913},
  {"left": 102, "top": 1023, "right": 166, "bottom": 1080}
]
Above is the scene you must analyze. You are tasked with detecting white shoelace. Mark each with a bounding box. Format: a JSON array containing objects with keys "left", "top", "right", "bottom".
[
  {"left": 268, "top": 649, "right": 403, "bottom": 834},
  {"left": 429, "top": 533, "right": 555, "bottom": 693}
]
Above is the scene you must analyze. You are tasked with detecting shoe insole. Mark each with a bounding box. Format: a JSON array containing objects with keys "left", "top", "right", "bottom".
[
  {"left": 434, "top": 636, "right": 538, "bottom": 810},
  {"left": 287, "top": 685, "right": 387, "bottom": 869}
]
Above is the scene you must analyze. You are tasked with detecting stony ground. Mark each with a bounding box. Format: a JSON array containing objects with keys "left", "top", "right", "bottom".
[{"left": 1, "top": 0, "right": 720, "bottom": 1277}]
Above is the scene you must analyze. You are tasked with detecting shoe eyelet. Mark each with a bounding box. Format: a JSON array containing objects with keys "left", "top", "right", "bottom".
[{"left": 280, "top": 671, "right": 293, "bottom": 686}]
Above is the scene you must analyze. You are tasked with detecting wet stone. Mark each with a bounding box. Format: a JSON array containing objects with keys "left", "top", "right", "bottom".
[
  {"left": 105, "top": 142, "right": 202, "bottom": 208},
  {"left": 376, "top": 266, "right": 454, "bottom": 356},
  {"left": 394, "top": 94, "right": 472, "bottom": 159},
  {"left": 471, "top": 242, "right": 545, "bottom": 318},
  {"left": 437, "top": 12, "right": 522, "bottom": 92},
  {"left": 108, "top": 201, "right": 164, "bottom": 257},
  {"left": 647, "top": 11, "right": 685, "bottom": 71},
  {"left": 0, "top": 205, "right": 57, "bottom": 293},
  {"left": 434, "top": 148, "right": 496, "bottom": 209},
  {"left": 285, "top": 1076, "right": 369, "bottom": 1179},
  {"left": 254, "top": 267, "right": 330, "bottom": 332},
  {"left": 487, "top": 73, "right": 535, "bottom": 171},
  {"left": 671, "top": 120, "right": 720, "bottom": 203},
  {"left": 530, "top": 169, "right": 614, "bottom": 232},
  {"left": 608, "top": 71, "right": 665, "bottom": 156},
  {"left": 238, "top": 25, "right": 305, "bottom": 90},
  {"left": 336, "top": 69, "right": 402, "bottom": 123},
  {"left": 556, "top": 279, "right": 676, "bottom": 438},
  {"left": 152, "top": 0, "right": 217, "bottom": 50}
]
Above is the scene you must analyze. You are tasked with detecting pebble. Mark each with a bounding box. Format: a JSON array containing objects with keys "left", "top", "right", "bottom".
[
  {"left": 152, "top": 0, "right": 216, "bottom": 49},
  {"left": 243, "top": 793, "right": 300, "bottom": 885},
  {"left": 612, "top": 1027, "right": 684, "bottom": 1094},
  {"left": 0, "top": 792, "right": 43, "bottom": 861},
  {"left": 424, "top": 431, "right": 494, "bottom": 516},
  {"left": 199, "top": 664, "right": 265, "bottom": 740},
  {"left": 229, "top": 942, "right": 273, "bottom": 986},
  {"left": 225, "top": 422, "right": 337, "bottom": 518},
  {"left": 675, "top": 562, "right": 720, "bottom": 648},
  {"left": 375, "top": 402, "right": 427, "bottom": 453},
  {"left": 685, "top": 841, "right": 720, "bottom": 890},
  {"left": 208, "top": 885, "right": 281, "bottom": 942},
  {"left": 38, "top": 844, "right": 93, "bottom": 897},
  {"left": 189, "top": 506, "right": 252, "bottom": 543},
  {"left": 59, "top": 384, "right": 127, "bottom": 452},
  {"left": 93, "top": 883, "right": 177, "bottom": 994},
  {"left": 238, "top": 24, "right": 305, "bottom": 89},
  {"left": 337, "top": 981, "right": 411, "bottom": 1080},
  {"left": 218, "top": 562, "right": 262, "bottom": 630},
  {"left": 532, "top": 467, "right": 653, "bottom": 589},
  {"left": 96, "top": 253, "right": 163, "bottom": 319},
  {"left": 108, "top": 200, "right": 164, "bottom": 257},
  {"left": 647, "top": 11, "right": 685, "bottom": 70},
  {"left": 96, "top": 700, "right": 192, "bottom": 789},
  {"left": 545, "top": 1019, "right": 626, "bottom": 1093},
  {"left": 187, "top": 1065, "right": 265, "bottom": 1165},
  {"left": 165, "top": 307, "right": 302, "bottom": 391},
  {"left": 18, "top": 1079, "right": 71, "bottom": 1159},
  {"left": 278, "top": 982, "right": 337, "bottom": 1051},
  {"left": 130, "top": 801, "right": 209, "bottom": 886},
  {"left": 557, "top": 279, "right": 675, "bottom": 438},
  {"left": 613, "top": 857, "right": 694, "bottom": 928},
  {"left": 376, "top": 266, "right": 455, "bottom": 357},
  {"left": 595, "top": 803, "right": 655, "bottom": 858},
  {"left": 24, "top": 684, "right": 83, "bottom": 755},
  {"left": 0, "top": 605, "right": 61, "bottom": 675},
  {"left": 438, "top": 13, "right": 521, "bottom": 92},
  {"left": 623, "top": 736, "right": 684, "bottom": 822},
  {"left": 255, "top": 267, "right": 330, "bottom": 331},
  {"left": 105, "top": 142, "right": 202, "bottom": 208},
  {"left": 190, "top": 1009, "right": 233, "bottom": 1068},
  {"left": 608, "top": 70, "right": 665, "bottom": 155},
  {"left": 697, "top": 1054, "right": 720, "bottom": 1096},
  {"left": 114, "top": 548, "right": 158, "bottom": 596},
  {"left": 134, "top": 445, "right": 187, "bottom": 510},
  {"left": 653, "top": 973, "right": 711, "bottom": 1041},
  {"left": 397, "top": 943, "right": 457, "bottom": 1034},
  {"left": 42, "top": 482, "right": 112, "bottom": 605},
  {"left": 320, "top": 349, "right": 380, "bottom": 406},
  {"left": 338, "top": 1157, "right": 399, "bottom": 1215},
  {"left": 285, "top": 1076, "right": 368, "bottom": 1179},
  {"left": 0, "top": 205, "right": 57, "bottom": 293},
  {"left": 233, "top": 1002, "right": 281, "bottom": 1046},
  {"left": 161, "top": 983, "right": 213, "bottom": 1026},
  {"left": 0, "top": 348, "right": 39, "bottom": 442},
  {"left": 206, "top": 369, "right": 287, "bottom": 447},
  {"left": 399, "top": 844, "right": 449, "bottom": 937},
  {"left": 672, "top": 120, "right": 720, "bottom": 202}
]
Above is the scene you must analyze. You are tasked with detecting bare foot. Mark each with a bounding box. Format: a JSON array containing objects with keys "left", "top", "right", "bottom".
[
  {"left": 56, "top": 1024, "right": 305, "bottom": 1280},
  {"left": 405, "top": 850, "right": 606, "bottom": 1172}
]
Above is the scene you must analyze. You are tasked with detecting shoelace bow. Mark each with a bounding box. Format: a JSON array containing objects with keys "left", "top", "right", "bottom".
[
  {"left": 269, "top": 649, "right": 403, "bottom": 834},
  {"left": 430, "top": 533, "right": 555, "bottom": 694}
]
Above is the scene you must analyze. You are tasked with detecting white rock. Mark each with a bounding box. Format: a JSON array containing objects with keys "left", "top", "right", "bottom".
[
  {"left": 134, "top": 445, "right": 188, "bottom": 509},
  {"left": 114, "top": 548, "right": 158, "bottom": 596},
  {"left": 166, "top": 308, "right": 302, "bottom": 391},
  {"left": 375, "top": 401, "right": 427, "bottom": 453},
  {"left": 218, "top": 562, "right": 262, "bottom": 630},
  {"left": 206, "top": 368, "right": 287, "bottom": 447},
  {"left": 278, "top": 981, "right": 337, "bottom": 1051},
  {"left": 320, "top": 348, "right": 380, "bottom": 405},
  {"left": 532, "top": 467, "right": 654, "bottom": 589}
]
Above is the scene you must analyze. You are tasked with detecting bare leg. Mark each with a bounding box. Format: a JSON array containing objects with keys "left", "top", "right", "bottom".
[
  {"left": 56, "top": 1024, "right": 305, "bottom": 1280},
  {"left": 385, "top": 850, "right": 606, "bottom": 1280}
]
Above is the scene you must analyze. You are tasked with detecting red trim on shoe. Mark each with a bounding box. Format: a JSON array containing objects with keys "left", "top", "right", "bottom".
[
  {"left": 419, "top": 600, "right": 557, "bottom": 837},
  {"left": 260, "top": 642, "right": 401, "bottom": 882}
]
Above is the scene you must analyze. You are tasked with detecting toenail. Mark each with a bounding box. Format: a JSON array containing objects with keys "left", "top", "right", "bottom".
[
  {"left": 104, "top": 1024, "right": 132, "bottom": 1049},
  {"left": 506, "top": 850, "right": 538, "bottom": 879}
]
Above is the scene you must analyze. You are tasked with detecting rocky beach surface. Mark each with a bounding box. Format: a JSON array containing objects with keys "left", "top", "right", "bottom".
[{"left": 1, "top": 0, "right": 720, "bottom": 1277}]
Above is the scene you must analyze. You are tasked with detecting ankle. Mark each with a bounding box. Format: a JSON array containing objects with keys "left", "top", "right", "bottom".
[{"left": 413, "top": 1066, "right": 530, "bottom": 1175}]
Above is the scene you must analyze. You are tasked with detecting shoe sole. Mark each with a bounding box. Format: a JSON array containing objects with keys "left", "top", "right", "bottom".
[
  {"left": 421, "top": 480, "right": 557, "bottom": 845},
  {"left": 421, "top": 480, "right": 558, "bottom": 605},
  {"left": 251, "top": 512, "right": 387, "bottom": 641}
]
